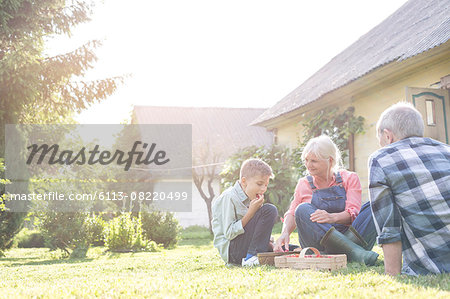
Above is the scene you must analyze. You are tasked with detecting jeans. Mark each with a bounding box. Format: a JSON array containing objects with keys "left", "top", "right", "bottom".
[
  {"left": 351, "top": 201, "right": 377, "bottom": 250},
  {"left": 295, "top": 201, "right": 377, "bottom": 251},
  {"left": 228, "top": 204, "right": 278, "bottom": 265}
]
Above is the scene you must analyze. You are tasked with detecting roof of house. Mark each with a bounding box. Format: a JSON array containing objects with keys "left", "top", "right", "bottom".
[
  {"left": 133, "top": 106, "right": 274, "bottom": 163},
  {"left": 252, "top": 0, "right": 450, "bottom": 125}
]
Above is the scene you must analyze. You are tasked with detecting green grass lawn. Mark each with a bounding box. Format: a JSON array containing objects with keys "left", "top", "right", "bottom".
[{"left": 0, "top": 225, "right": 449, "bottom": 298}]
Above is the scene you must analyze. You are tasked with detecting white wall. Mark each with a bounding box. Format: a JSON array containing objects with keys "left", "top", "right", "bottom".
[{"left": 174, "top": 180, "right": 221, "bottom": 228}]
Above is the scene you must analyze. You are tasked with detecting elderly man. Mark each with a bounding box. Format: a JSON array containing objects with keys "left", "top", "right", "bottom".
[{"left": 369, "top": 102, "right": 450, "bottom": 276}]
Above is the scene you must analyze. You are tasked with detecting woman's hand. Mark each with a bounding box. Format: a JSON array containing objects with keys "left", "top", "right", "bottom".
[
  {"left": 274, "top": 233, "right": 290, "bottom": 252},
  {"left": 310, "top": 209, "right": 335, "bottom": 223},
  {"left": 274, "top": 213, "right": 296, "bottom": 252}
]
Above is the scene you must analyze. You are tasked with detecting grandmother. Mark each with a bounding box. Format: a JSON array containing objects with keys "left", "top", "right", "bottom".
[{"left": 274, "top": 135, "right": 378, "bottom": 265}]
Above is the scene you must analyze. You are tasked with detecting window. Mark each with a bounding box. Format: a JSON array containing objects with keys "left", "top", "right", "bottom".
[{"left": 425, "top": 99, "right": 436, "bottom": 126}]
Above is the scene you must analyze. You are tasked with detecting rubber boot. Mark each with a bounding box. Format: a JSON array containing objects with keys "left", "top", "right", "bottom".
[
  {"left": 343, "top": 226, "right": 369, "bottom": 250},
  {"left": 320, "top": 227, "right": 378, "bottom": 266}
]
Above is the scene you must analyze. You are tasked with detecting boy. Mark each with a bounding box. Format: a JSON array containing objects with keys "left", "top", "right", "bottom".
[{"left": 211, "top": 158, "right": 278, "bottom": 266}]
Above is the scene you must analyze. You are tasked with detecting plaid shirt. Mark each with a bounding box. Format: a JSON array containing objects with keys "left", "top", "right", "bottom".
[{"left": 369, "top": 137, "right": 450, "bottom": 275}]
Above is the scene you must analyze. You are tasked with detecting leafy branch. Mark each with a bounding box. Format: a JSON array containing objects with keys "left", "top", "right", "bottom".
[{"left": 293, "top": 106, "right": 365, "bottom": 176}]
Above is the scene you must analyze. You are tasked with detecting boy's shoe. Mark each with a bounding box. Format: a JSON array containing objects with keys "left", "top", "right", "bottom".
[{"left": 242, "top": 255, "right": 260, "bottom": 267}]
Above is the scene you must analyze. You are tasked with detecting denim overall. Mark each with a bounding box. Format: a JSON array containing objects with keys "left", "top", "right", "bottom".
[
  {"left": 295, "top": 172, "right": 349, "bottom": 250},
  {"left": 309, "top": 172, "right": 346, "bottom": 212},
  {"left": 295, "top": 172, "right": 377, "bottom": 250}
]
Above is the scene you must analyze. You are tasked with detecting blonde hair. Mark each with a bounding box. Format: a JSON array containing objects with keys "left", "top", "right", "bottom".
[
  {"left": 301, "top": 135, "right": 342, "bottom": 175},
  {"left": 239, "top": 158, "right": 273, "bottom": 180}
]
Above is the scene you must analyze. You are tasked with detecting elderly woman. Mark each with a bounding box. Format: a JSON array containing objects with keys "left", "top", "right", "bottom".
[{"left": 274, "top": 135, "right": 378, "bottom": 265}]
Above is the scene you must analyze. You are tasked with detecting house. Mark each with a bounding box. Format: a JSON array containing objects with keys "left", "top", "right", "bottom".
[
  {"left": 252, "top": 0, "right": 450, "bottom": 200},
  {"left": 133, "top": 106, "right": 273, "bottom": 227}
]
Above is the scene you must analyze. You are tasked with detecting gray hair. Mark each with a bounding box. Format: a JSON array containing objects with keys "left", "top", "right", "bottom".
[
  {"left": 376, "top": 102, "right": 424, "bottom": 139},
  {"left": 301, "top": 135, "right": 343, "bottom": 173}
]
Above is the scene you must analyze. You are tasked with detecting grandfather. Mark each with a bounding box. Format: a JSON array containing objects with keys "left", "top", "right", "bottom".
[{"left": 369, "top": 102, "right": 450, "bottom": 275}]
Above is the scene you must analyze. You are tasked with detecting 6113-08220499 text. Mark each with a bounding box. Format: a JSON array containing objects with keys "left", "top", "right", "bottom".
[{"left": 8, "top": 191, "right": 188, "bottom": 202}]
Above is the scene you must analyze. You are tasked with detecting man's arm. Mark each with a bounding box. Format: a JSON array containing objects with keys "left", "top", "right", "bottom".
[
  {"left": 369, "top": 156, "right": 403, "bottom": 275},
  {"left": 382, "top": 241, "right": 402, "bottom": 275}
]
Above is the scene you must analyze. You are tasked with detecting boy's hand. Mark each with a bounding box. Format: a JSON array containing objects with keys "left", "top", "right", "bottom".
[
  {"left": 241, "top": 194, "right": 264, "bottom": 227},
  {"left": 249, "top": 194, "right": 264, "bottom": 214}
]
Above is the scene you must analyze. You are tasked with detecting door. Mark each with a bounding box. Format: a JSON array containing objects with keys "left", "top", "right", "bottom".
[{"left": 406, "top": 87, "right": 450, "bottom": 144}]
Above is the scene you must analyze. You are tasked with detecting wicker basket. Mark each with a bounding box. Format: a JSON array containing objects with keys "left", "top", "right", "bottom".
[
  {"left": 257, "top": 251, "right": 297, "bottom": 266},
  {"left": 274, "top": 247, "right": 347, "bottom": 271}
]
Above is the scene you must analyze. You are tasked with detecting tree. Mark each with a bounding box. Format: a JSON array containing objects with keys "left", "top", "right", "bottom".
[
  {"left": 0, "top": 0, "right": 122, "bottom": 254},
  {"left": 192, "top": 141, "right": 223, "bottom": 233}
]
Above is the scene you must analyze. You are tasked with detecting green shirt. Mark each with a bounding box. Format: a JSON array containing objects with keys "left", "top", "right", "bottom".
[{"left": 211, "top": 181, "right": 250, "bottom": 264}]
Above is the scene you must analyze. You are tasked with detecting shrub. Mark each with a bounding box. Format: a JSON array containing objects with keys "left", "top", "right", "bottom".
[
  {"left": 31, "top": 164, "right": 105, "bottom": 258},
  {"left": 141, "top": 209, "right": 181, "bottom": 249},
  {"left": 15, "top": 228, "right": 45, "bottom": 248},
  {"left": 104, "top": 213, "right": 159, "bottom": 252},
  {"left": 37, "top": 211, "right": 91, "bottom": 258},
  {"left": 85, "top": 214, "right": 106, "bottom": 246}
]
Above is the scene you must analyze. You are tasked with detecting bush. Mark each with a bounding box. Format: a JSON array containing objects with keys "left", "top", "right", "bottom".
[
  {"left": 104, "top": 213, "right": 159, "bottom": 252},
  {"left": 85, "top": 214, "right": 106, "bottom": 246},
  {"left": 141, "top": 209, "right": 181, "bottom": 249},
  {"left": 38, "top": 211, "right": 91, "bottom": 258},
  {"left": 15, "top": 228, "right": 45, "bottom": 248}
]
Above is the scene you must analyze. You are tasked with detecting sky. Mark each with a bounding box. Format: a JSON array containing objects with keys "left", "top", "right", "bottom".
[{"left": 45, "top": 0, "right": 409, "bottom": 124}]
